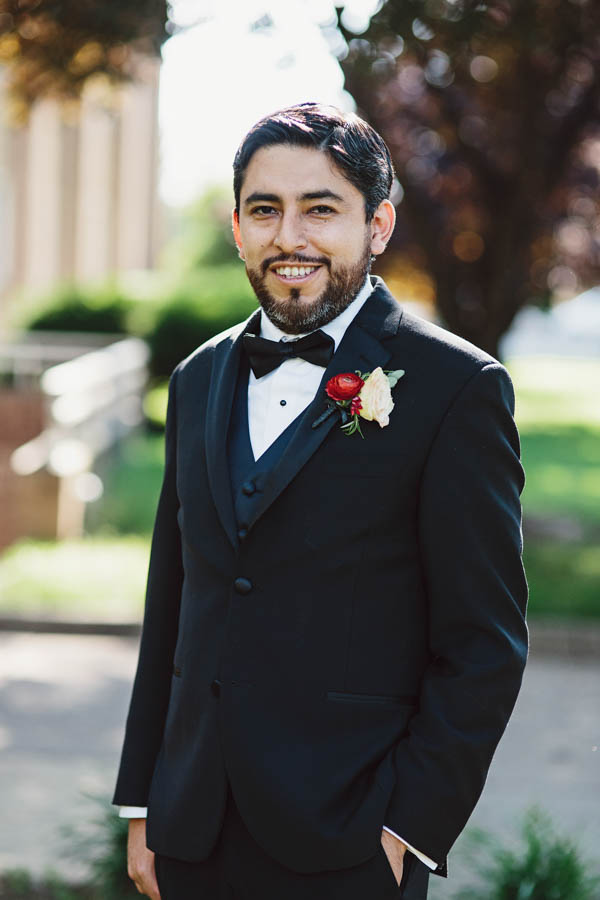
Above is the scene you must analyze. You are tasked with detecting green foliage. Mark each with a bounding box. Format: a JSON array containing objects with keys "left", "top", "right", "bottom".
[
  {"left": 146, "top": 265, "right": 257, "bottom": 377},
  {"left": 2, "top": 869, "right": 34, "bottom": 893},
  {"left": 88, "top": 434, "right": 165, "bottom": 535},
  {"left": 524, "top": 540, "right": 600, "bottom": 620},
  {"left": 143, "top": 382, "right": 169, "bottom": 430},
  {"left": 23, "top": 284, "right": 131, "bottom": 335},
  {"left": 0, "top": 869, "right": 94, "bottom": 898},
  {"left": 457, "top": 809, "right": 599, "bottom": 899},
  {"left": 19, "top": 263, "right": 257, "bottom": 378},
  {"left": 0, "top": 798, "right": 136, "bottom": 898},
  {"left": 61, "top": 797, "right": 137, "bottom": 899},
  {"left": 160, "top": 184, "right": 239, "bottom": 270}
]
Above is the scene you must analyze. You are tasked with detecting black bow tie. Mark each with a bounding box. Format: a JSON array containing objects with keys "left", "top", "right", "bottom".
[{"left": 242, "top": 329, "right": 335, "bottom": 379}]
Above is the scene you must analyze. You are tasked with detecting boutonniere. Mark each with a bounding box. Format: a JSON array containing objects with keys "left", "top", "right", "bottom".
[{"left": 312, "top": 366, "right": 405, "bottom": 438}]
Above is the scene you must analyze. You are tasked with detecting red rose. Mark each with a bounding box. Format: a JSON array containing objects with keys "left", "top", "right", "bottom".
[{"left": 326, "top": 372, "right": 364, "bottom": 401}]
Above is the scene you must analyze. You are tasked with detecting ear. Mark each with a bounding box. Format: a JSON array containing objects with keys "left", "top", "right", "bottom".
[
  {"left": 232, "top": 208, "right": 245, "bottom": 260},
  {"left": 370, "top": 199, "right": 396, "bottom": 257}
]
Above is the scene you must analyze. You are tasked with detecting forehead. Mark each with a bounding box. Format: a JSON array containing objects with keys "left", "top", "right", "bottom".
[{"left": 240, "top": 144, "right": 362, "bottom": 203}]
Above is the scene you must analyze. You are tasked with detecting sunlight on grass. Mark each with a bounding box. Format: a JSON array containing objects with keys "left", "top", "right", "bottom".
[
  {"left": 506, "top": 357, "right": 600, "bottom": 527},
  {"left": 0, "top": 537, "right": 149, "bottom": 621},
  {"left": 507, "top": 356, "right": 600, "bottom": 427}
]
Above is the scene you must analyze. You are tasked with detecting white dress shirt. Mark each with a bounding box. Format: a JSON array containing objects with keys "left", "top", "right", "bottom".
[{"left": 120, "top": 277, "right": 437, "bottom": 872}]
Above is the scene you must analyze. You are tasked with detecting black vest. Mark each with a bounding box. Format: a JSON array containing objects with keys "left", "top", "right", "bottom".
[{"left": 227, "top": 357, "right": 304, "bottom": 537}]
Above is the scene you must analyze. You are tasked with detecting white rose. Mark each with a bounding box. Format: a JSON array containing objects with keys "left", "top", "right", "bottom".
[{"left": 358, "top": 366, "right": 394, "bottom": 428}]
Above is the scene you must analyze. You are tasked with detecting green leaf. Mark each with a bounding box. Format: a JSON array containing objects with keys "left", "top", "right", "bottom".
[{"left": 385, "top": 369, "right": 405, "bottom": 388}]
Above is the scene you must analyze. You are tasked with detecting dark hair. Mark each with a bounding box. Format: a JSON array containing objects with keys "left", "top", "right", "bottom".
[{"left": 233, "top": 102, "right": 394, "bottom": 221}]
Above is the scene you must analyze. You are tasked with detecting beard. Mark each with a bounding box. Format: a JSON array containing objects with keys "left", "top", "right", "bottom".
[{"left": 245, "top": 238, "right": 372, "bottom": 335}]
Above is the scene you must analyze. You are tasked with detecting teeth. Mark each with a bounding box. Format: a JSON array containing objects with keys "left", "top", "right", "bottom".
[{"left": 274, "top": 266, "right": 316, "bottom": 278}]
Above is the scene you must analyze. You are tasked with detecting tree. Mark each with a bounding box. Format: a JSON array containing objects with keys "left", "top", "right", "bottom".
[
  {"left": 0, "top": 0, "right": 170, "bottom": 109},
  {"left": 338, "top": 0, "right": 600, "bottom": 357}
]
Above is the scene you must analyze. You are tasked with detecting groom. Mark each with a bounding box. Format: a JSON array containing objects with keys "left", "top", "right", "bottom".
[{"left": 114, "top": 103, "right": 528, "bottom": 899}]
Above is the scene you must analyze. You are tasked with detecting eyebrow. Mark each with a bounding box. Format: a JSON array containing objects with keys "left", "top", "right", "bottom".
[{"left": 244, "top": 189, "right": 346, "bottom": 205}]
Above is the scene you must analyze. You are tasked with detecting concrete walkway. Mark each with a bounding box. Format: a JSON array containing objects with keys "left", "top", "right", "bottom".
[{"left": 0, "top": 633, "right": 598, "bottom": 895}]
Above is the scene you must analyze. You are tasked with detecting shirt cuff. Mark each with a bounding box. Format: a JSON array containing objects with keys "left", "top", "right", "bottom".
[
  {"left": 382, "top": 825, "right": 438, "bottom": 871},
  {"left": 117, "top": 810, "right": 436, "bottom": 870}
]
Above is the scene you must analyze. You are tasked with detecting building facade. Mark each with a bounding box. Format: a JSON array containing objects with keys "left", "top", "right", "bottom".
[{"left": 0, "top": 56, "right": 162, "bottom": 326}]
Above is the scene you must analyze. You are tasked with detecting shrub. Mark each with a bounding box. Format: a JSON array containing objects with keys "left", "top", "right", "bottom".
[
  {"left": 60, "top": 796, "right": 138, "bottom": 899},
  {"left": 145, "top": 264, "right": 257, "bottom": 377},
  {"left": 458, "top": 808, "right": 599, "bottom": 899},
  {"left": 18, "top": 264, "right": 257, "bottom": 379},
  {"left": 24, "top": 284, "right": 131, "bottom": 335}
]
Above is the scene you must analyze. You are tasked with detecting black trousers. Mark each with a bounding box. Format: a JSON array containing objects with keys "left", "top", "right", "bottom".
[{"left": 155, "top": 785, "right": 429, "bottom": 899}]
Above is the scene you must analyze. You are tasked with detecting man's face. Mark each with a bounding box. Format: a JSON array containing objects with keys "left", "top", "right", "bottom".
[{"left": 233, "top": 145, "right": 377, "bottom": 334}]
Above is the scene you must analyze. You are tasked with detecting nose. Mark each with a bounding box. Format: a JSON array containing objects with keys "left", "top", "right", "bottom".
[{"left": 273, "top": 210, "right": 307, "bottom": 255}]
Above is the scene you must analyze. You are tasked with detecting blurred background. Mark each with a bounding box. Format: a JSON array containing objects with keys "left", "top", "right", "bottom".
[{"left": 0, "top": 1, "right": 598, "bottom": 897}]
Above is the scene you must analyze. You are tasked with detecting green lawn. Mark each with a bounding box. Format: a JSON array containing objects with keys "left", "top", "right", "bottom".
[
  {"left": 519, "top": 425, "right": 600, "bottom": 524},
  {"left": 509, "top": 356, "right": 600, "bottom": 527},
  {"left": 507, "top": 356, "right": 600, "bottom": 621},
  {"left": 0, "top": 354, "right": 598, "bottom": 623},
  {"left": 0, "top": 537, "right": 149, "bottom": 622}
]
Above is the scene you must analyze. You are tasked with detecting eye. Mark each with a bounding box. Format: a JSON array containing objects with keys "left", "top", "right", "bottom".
[
  {"left": 309, "top": 205, "right": 335, "bottom": 215},
  {"left": 251, "top": 205, "right": 278, "bottom": 216}
]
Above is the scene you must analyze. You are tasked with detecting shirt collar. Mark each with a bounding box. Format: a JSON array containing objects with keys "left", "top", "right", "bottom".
[{"left": 258, "top": 276, "right": 374, "bottom": 352}]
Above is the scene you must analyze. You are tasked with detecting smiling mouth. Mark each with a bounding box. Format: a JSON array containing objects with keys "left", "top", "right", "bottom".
[{"left": 270, "top": 264, "right": 322, "bottom": 283}]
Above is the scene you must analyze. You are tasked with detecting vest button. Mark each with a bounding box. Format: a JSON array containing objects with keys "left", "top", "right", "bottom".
[
  {"left": 234, "top": 577, "right": 253, "bottom": 594},
  {"left": 241, "top": 480, "right": 256, "bottom": 496},
  {"left": 211, "top": 679, "right": 221, "bottom": 697},
  {"left": 238, "top": 527, "right": 248, "bottom": 541}
]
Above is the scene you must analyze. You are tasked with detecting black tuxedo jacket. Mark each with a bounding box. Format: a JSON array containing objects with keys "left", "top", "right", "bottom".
[{"left": 113, "top": 277, "right": 528, "bottom": 876}]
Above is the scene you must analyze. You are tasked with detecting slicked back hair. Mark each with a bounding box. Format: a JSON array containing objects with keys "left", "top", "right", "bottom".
[{"left": 233, "top": 103, "right": 394, "bottom": 221}]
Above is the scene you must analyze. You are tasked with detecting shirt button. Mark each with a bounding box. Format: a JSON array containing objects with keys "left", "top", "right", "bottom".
[
  {"left": 238, "top": 527, "right": 248, "bottom": 541},
  {"left": 241, "top": 481, "right": 256, "bottom": 496},
  {"left": 211, "top": 679, "right": 221, "bottom": 697},
  {"left": 280, "top": 399, "right": 287, "bottom": 406},
  {"left": 234, "top": 577, "right": 253, "bottom": 595}
]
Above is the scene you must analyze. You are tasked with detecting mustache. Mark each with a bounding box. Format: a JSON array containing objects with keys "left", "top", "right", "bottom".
[{"left": 261, "top": 254, "right": 330, "bottom": 275}]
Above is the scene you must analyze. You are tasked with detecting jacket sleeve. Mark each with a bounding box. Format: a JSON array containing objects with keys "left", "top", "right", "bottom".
[
  {"left": 383, "top": 362, "right": 528, "bottom": 870},
  {"left": 112, "top": 367, "right": 184, "bottom": 806}
]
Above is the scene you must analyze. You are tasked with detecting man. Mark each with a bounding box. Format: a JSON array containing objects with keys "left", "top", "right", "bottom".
[{"left": 113, "top": 103, "right": 528, "bottom": 900}]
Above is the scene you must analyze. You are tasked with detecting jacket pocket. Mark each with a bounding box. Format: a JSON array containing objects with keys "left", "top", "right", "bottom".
[{"left": 326, "top": 690, "right": 417, "bottom": 706}]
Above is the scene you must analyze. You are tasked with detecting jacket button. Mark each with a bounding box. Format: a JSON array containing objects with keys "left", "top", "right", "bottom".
[
  {"left": 234, "top": 577, "right": 252, "bottom": 594},
  {"left": 238, "top": 527, "right": 248, "bottom": 541},
  {"left": 211, "top": 679, "right": 221, "bottom": 697},
  {"left": 241, "top": 480, "right": 256, "bottom": 496}
]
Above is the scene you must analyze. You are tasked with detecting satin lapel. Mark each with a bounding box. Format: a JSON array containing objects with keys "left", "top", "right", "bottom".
[
  {"left": 246, "top": 279, "right": 403, "bottom": 532},
  {"left": 205, "top": 309, "right": 261, "bottom": 549}
]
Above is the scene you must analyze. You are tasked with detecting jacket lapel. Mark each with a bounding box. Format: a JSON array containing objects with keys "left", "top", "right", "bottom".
[
  {"left": 245, "top": 278, "right": 404, "bottom": 532},
  {"left": 204, "top": 308, "right": 261, "bottom": 549}
]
